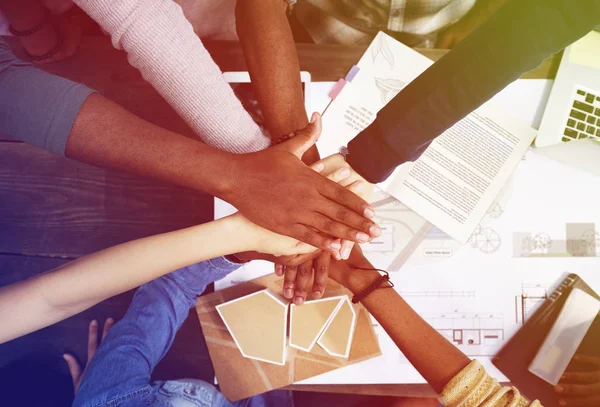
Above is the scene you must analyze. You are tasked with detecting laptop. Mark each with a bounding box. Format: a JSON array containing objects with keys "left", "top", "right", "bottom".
[
  {"left": 535, "top": 29, "right": 600, "bottom": 174},
  {"left": 537, "top": 29, "right": 600, "bottom": 146}
]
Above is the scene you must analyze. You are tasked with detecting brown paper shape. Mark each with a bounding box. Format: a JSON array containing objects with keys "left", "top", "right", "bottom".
[
  {"left": 317, "top": 296, "right": 357, "bottom": 358},
  {"left": 195, "top": 274, "right": 381, "bottom": 401},
  {"left": 289, "top": 296, "right": 344, "bottom": 352},
  {"left": 216, "top": 290, "right": 287, "bottom": 365}
]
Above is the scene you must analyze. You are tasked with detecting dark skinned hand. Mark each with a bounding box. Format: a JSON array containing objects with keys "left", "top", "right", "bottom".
[
  {"left": 223, "top": 113, "right": 381, "bottom": 257},
  {"left": 556, "top": 354, "right": 600, "bottom": 406},
  {"left": 280, "top": 165, "right": 373, "bottom": 305}
]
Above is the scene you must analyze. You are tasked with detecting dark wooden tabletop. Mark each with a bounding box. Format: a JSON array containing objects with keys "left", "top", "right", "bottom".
[{"left": 0, "top": 36, "right": 557, "bottom": 400}]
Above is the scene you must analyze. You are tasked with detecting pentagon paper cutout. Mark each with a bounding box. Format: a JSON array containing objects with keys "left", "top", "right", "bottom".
[
  {"left": 216, "top": 290, "right": 288, "bottom": 365},
  {"left": 317, "top": 296, "right": 357, "bottom": 358},
  {"left": 289, "top": 296, "right": 344, "bottom": 352}
]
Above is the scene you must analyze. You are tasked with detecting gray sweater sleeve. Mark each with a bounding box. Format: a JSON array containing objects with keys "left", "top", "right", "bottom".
[{"left": 0, "top": 39, "right": 95, "bottom": 156}]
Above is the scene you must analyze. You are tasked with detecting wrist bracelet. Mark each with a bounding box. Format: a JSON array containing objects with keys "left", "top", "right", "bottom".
[
  {"left": 24, "top": 34, "right": 63, "bottom": 62},
  {"left": 9, "top": 9, "right": 51, "bottom": 37},
  {"left": 274, "top": 131, "right": 296, "bottom": 145},
  {"left": 351, "top": 267, "right": 394, "bottom": 304}
]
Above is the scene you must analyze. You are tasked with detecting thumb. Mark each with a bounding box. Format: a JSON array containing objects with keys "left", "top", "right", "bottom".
[{"left": 279, "top": 112, "right": 322, "bottom": 158}]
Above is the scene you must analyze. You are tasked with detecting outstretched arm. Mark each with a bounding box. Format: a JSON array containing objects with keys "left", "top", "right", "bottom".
[
  {"left": 0, "top": 213, "right": 314, "bottom": 345},
  {"left": 330, "top": 250, "right": 468, "bottom": 392},
  {"left": 236, "top": 0, "right": 318, "bottom": 163},
  {"left": 73, "top": 0, "right": 269, "bottom": 154},
  {"left": 329, "top": 249, "right": 541, "bottom": 406}
]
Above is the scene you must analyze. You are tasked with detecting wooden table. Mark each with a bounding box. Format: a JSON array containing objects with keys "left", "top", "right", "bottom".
[{"left": 0, "top": 36, "right": 556, "bottom": 398}]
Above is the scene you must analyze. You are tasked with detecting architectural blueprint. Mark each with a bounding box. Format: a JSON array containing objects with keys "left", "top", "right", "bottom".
[{"left": 214, "top": 79, "right": 600, "bottom": 385}]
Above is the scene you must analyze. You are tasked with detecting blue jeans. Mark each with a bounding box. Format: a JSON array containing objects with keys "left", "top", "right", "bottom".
[{"left": 73, "top": 257, "right": 294, "bottom": 407}]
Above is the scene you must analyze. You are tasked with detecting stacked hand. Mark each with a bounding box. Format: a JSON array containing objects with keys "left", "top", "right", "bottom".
[
  {"left": 224, "top": 113, "right": 381, "bottom": 257},
  {"left": 277, "top": 154, "right": 374, "bottom": 304},
  {"left": 223, "top": 112, "right": 380, "bottom": 303}
]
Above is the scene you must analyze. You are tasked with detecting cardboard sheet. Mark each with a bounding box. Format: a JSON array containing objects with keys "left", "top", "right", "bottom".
[
  {"left": 195, "top": 274, "right": 381, "bottom": 401},
  {"left": 318, "top": 296, "right": 357, "bottom": 358},
  {"left": 216, "top": 290, "right": 288, "bottom": 365},
  {"left": 289, "top": 297, "right": 343, "bottom": 352}
]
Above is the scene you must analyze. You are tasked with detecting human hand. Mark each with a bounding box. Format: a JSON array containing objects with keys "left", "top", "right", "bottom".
[
  {"left": 224, "top": 113, "right": 381, "bottom": 255},
  {"left": 63, "top": 318, "right": 114, "bottom": 394},
  {"left": 278, "top": 156, "right": 374, "bottom": 304},
  {"left": 235, "top": 213, "right": 318, "bottom": 257},
  {"left": 556, "top": 354, "right": 600, "bottom": 406},
  {"left": 233, "top": 250, "right": 321, "bottom": 267}
]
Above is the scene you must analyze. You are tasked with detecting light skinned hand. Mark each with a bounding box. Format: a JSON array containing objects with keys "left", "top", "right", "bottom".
[
  {"left": 224, "top": 113, "right": 381, "bottom": 256},
  {"left": 236, "top": 212, "right": 318, "bottom": 257},
  {"left": 63, "top": 318, "right": 114, "bottom": 394}
]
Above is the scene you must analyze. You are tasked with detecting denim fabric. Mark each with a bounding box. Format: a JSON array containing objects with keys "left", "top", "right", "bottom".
[{"left": 73, "top": 257, "right": 293, "bottom": 407}]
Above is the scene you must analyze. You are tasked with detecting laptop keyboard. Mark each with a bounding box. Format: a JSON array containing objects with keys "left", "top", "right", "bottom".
[{"left": 563, "top": 87, "right": 600, "bottom": 142}]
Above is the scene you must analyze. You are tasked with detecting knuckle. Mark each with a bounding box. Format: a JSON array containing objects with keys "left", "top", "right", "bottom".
[
  {"left": 316, "top": 265, "right": 329, "bottom": 275},
  {"left": 335, "top": 207, "right": 350, "bottom": 222},
  {"left": 298, "top": 265, "right": 313, "bottom": 276},
  {"left": 334, "top": 188, "right": 347, "bottom": 203},
  {"left": 302, "top": 231, "right": 316, "bottom": 245},
  {"left": 321, "top": 218, "right": 335, "bottom": 232}
]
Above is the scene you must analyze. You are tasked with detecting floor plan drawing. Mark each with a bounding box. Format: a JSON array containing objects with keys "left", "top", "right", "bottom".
[{"left": 422, "top": 312, "right": 505, "bottom": 356}]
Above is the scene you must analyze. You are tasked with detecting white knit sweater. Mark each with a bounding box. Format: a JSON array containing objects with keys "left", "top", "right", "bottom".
[{"left": 74, "top": 0, "right": 270, "bottom": 153}]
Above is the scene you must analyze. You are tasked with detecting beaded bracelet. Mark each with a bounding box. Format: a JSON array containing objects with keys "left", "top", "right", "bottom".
[
  {"left": 25, "top": 34, "right": 63, "bottom": 62},
  {"left": 9, "top": 9, "right": 51, "bottom": 37},
  {"left": 351, "top": 267, "right": 394, "bottom": 304},
  {"left": 274, "top": 131, "right": 297, "bottom": 145}
]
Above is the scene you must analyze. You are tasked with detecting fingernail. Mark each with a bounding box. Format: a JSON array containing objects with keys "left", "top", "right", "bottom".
[
  {"left": 275, "top": 265, "right": 284, "bottom": 276},
  {"left": 310, "top": 113, "right": 317, "bottom": 123},
  {"left": 313, "top": 162, "right": 325, "bottom": 172},
  {"left": 357, "top": 232, "right": 370, "bottom": 243},
  {"left": 559, "top": 400, "right": 567, "bottom": 407},
  {"left": 106, "top": 317, "right": 114, "bottom": 324},
  {"left": 338, "top": 168, "right": 350, "bottom": 179},
  {"left": 364, "top": 208, "right": 375, "bottom": 219},
  {"left": 342, "top": 247, "right": 351, "bottom": 260},
  {"left": 555, "top": 386, "right": 564, "bottom": 393},
  {"left": 91, "top": 320, "right": 98, "bottom": 326},
  {"left": 369, "top": 225, "right": 382, "bottom": 237},
  {"left": 330, "top": 241, "right": 341, "bottom": 250},
  {"left": 285, "top": 288, "right": 294, "bottom": 299},
  {"left": 294, "top": 297, "right": 304, "bottom": 305},
  {"left": 312, "top": 291, "right": 322, "bottom": 299}
]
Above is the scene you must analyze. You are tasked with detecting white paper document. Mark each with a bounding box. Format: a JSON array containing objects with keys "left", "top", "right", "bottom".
[{"left": 320, "top": 32, "right": 537, "bottom": 243}]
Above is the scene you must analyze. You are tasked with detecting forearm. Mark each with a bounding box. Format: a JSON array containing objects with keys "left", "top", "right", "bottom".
[
  {"left": 340, "top": 256, "right": 470, "bottom": 393},
  {"left": 236, "top": 0, "right": 308, "bottom": 139},
  {"left": 236, "top": 0, "right": 319, "bottom": 163},
  {"left": 348, "top": 0, "right": 600, "bottom": 183},
  {"left": 73, "top": 0, "right": 269, "bottom": 154},
  {"left": 66, "top": 93, "right": 237, "bottom": 197},
  {"left": 0, "top": 215, "right": 251, "bottom": 344}
]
